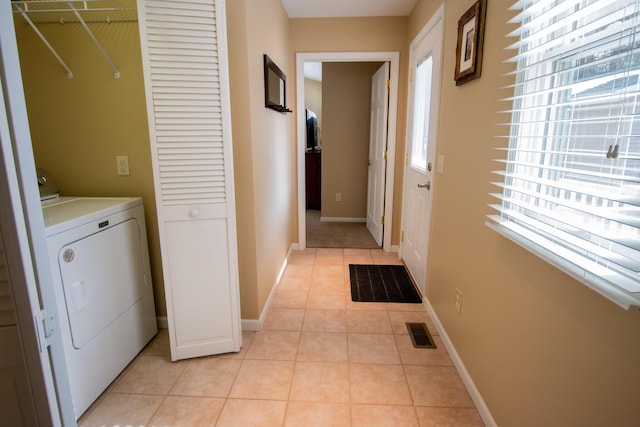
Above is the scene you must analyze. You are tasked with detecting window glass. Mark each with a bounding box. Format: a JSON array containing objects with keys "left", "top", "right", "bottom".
[{"left": 411, "top": 56, "right": 433, "bottom": 172}]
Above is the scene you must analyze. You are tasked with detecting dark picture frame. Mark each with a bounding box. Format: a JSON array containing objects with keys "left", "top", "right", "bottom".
[
  {"left": 263, "top": 54, "right": 292, "bottom": 113},
  {"left": 454, "top": 0, "right": 487, "bottom": 86}
]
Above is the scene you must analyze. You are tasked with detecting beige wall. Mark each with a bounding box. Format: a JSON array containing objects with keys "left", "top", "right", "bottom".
[
  {"left": 321, "top": 62, "right": 381, "bottom": 219},
  {"left": 227, "top": 0, "right": 295, "bottom": 319},
  {"left": 14, "top": 21, "right": 166, "bottom": 316},
  {"left": 410, "top": 1, "right": 640, "bottom": 425},
  {"left": 290, "top": 17, "right": 409, "bottom": 244}
]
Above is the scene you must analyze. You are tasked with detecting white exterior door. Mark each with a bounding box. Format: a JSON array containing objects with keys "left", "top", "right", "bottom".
[
  {"left": 366, "top": 62, "right": 390, "bottom": 246},
  {"left": 137, "top": 0, "right": 242, "bottom": 361},
  {"left": 402, "top": 11, "right": 443, "bottom": 295}
]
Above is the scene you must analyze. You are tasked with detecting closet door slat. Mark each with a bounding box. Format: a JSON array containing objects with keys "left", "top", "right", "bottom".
[{"left": 144, "top": 1, "right": 224, "bottom": 206}]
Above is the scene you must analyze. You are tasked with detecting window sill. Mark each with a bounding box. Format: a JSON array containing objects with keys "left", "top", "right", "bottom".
[{"left": 486, "top": 221, "right": 640, "bottom": 312}]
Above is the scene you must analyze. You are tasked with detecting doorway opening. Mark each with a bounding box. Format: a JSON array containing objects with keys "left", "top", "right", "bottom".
[{"left": 296, "top": 52, "right": 400, "bottom": 251}]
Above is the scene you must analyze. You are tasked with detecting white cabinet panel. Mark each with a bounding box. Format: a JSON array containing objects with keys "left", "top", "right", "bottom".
[{"left": 165, "top": 216, "right": 238, "bottom": 359}]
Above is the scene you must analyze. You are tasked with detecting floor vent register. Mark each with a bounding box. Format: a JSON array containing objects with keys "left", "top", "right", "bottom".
[{"left": 406, "top": 322, "right": 436, "bottom": 349}]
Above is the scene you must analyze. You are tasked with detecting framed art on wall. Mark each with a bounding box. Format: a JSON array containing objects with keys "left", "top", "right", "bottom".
[{"left": 454, "top": 0, "right": 487, "bottom": 86}]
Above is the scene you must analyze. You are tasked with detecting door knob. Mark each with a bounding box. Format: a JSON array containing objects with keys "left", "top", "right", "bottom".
[{"left": 418, "top": 182, "right": 431, "bottom": 190}]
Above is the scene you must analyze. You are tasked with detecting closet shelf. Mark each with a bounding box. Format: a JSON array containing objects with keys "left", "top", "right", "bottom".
[
  {"left": 11, "top": 0, "right": 137, "bottom": 24},
  {"left": 12, "top": 0, "right": 137, "bottom": 79}
]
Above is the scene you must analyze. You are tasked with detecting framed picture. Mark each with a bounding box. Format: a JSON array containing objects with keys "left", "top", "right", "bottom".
[{"left": 454, "top": 0, "right": 487, "bottom": 86}]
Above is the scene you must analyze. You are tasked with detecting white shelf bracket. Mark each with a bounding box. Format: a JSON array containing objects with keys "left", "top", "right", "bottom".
[
  {"left": 13, "top": 4, "right": 73, "bottom": 79},
  {"left": 68, "top": 2, "right": 121, "bottom": 79}
]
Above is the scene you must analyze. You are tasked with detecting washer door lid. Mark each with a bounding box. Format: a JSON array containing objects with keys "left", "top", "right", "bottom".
[{"left": 59, "top": 219, "right": 146, "bottom": 349}]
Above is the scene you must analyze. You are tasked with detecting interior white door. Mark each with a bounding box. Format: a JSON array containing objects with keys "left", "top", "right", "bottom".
[
  {"left": 0, "top": 4, "right": 76, "bottom": 423},
  {"left": 137, "top": 0, "right": 242, "bottom": 361},
  {"left": 402, "top": 13, "right": 443, "bottom": 295},
  {"left": 366, "top": 62, "right": 390, "bottom": 246}
]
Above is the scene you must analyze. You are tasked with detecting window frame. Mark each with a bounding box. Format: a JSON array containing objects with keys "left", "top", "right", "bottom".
[{"left": 488, "top": 0, "right": 640, "bottom": 311}]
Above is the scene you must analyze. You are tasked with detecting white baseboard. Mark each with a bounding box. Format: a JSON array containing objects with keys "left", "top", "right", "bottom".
[
  {"left": 390, "top": 244, "right": 400, "bottom": 254},
  {"left": 422, "top": 298, "right": 497, "bottom": 427},
  {"left": 320, "top": 217, "right": 366, "bottom": 223},
  {"left": 241, "top": 244, "right": 294, "bottom": 331},
  {"left": 241, "top": 319, "right": 261, "bottom": 331},
  {"left": 156, "top": 316, "right": 168, "bottom": 329}
]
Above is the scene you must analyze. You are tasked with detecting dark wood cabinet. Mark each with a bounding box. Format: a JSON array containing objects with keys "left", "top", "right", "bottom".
[{"left": 305, "top": 151, "right": 321, "bottom": 209}]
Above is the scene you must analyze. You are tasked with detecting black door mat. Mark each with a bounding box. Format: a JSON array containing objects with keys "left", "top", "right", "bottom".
[
  {"left": 406, "top": 322, "right": 436, "bottom": 348},
  {"left": 349, "top": 264, "right": 422, "bottom": 304}
]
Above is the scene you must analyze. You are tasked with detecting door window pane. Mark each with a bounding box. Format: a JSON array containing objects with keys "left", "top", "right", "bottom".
[{"left": 411, "top": 56, "right": 433, "bottom": 172}]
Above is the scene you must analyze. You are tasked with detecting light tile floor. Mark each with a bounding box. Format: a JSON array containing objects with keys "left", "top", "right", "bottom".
[{"left": 78, "top": 248, "right": 484, "bottom": 427}]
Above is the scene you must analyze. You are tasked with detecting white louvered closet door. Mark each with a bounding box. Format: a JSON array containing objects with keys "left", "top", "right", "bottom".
[{"left": 137, "top": 0, "right": 241, "bottom": 360}]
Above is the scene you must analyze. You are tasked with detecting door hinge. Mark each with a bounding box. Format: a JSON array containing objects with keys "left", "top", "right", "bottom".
[
  {"left": 35, "top": 309, "right": 56, "bottom": 352},
  {"left": 405, "top": 153, "right": 409, "bottom": 166},
  {"left": 383, "top": 150, "right": 388, "bottom": 160},
  {"left": 409, "top": 69, "right": 413, "bottom": 82},
  {"left": 385, "top": 79, "right": 390, "bottom": 89},
  {"left": 401, "top": 231, "right": 404, "bottom": 242},
  {"left": 380, "top": 216, "right": 385, "bottom": 225}
]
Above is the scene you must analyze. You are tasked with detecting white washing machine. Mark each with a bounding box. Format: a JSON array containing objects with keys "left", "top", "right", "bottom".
[{"left": 42, "top": 196, "right": 157, "bottom": 418}]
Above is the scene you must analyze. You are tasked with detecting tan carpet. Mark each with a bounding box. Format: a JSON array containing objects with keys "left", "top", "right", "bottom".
[{"left": 306, "top": 210, "right": 380, "bottom": 249}]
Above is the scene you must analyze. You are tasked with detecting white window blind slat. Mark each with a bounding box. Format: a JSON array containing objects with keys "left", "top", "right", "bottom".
[
  {"left": 493, "top": 159, "right": 640, "bottom": 184},
  {"left": 489, "top": 0, "right": 640, "bottom": 310},
  {"left": 490, "top": 176, "right": 640, "bottom": 208},
  {"left": 488, "top": 194, "right": 640, "bottom": 253},
  {"left": 487, "top": 205, "right": 640, "bottom": 273},
  {"left": 490, "top": 186, "right": 640, "bottom": 229}
]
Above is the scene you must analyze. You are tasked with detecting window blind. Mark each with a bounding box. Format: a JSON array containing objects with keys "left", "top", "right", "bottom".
[{"left": 488, "top": 0, "right": 640, "bottom": 310}]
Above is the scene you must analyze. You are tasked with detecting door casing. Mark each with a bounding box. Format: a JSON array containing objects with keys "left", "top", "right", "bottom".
[{"left": 296, "top": 52, "right": 400, "bottom": 251}]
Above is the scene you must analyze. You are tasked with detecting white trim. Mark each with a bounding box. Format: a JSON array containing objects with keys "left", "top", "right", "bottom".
[
  {"left": 241, "top": 319, "right": 262, "bottom": 332},
  {"left": 422, "top": 297, "right": 497, "bottom": 427},
  {"left": 390, "top": 244, "right": 400, "bottom": 254},
  {"left": 412, "top": 3, "right": 445, "bottom": 47},
  {"left": 296, "top": 51, "right": 400, "bottom": 252},
  {"left": 320, "top": 217, "right": 366, "bottom": 223}
]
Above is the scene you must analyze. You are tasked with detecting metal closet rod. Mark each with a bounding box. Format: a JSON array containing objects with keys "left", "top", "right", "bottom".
[{"left": 12, "top": 1, "right": 123, "bottom": 79}]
